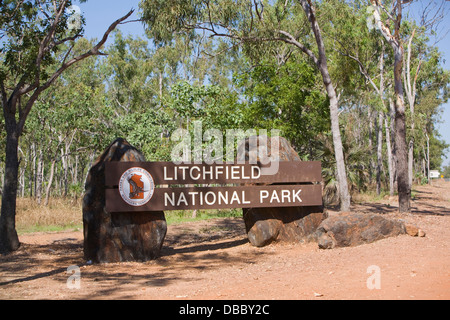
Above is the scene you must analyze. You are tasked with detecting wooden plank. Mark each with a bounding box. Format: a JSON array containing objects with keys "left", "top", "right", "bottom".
[
  {"left": 105, "top": 184, "right": 322, "bottom": 212},
  {"left": 105, "top": 161, "right": 322, "bottom": 186}
]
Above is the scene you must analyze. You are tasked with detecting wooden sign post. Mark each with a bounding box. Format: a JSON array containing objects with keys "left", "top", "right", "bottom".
[{"left": 105, "top": 161, "right": 322, "bottom": 212}]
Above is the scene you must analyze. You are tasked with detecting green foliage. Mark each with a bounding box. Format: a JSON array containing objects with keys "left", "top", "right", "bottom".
[
  {"left": 113, "top": 107, "right": 176, "bottom": 161},
  {"left": 236, "top": 56, "right": 330, "bottom": 157},
  {"left": 0, "top": 0, "right": 84, "bottom": 84},
  {"left": 169, "top": 80, "right": 242, "bottom": 130},
  {"left": 102, "top": 31, "right": 155, "bottom": 114},
  {"left": 443, "top": 165, "right": 450, "bottom": 179}
]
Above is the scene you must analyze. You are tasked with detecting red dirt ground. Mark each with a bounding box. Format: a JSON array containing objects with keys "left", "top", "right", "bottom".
[{"left": 1, "top": 180, "right": 449, "bottom": 300}]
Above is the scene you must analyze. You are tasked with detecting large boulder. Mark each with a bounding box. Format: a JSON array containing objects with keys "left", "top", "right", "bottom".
[
  {"left": 238, "top": 135, "right": 326, "bottom": 247},
  {"left": 82, "top": 138, "right": 167, "bottom": 263},
  {"left": 315, "top": 212, "right": 406, "bottom": 249},
  {"left": 244, "top": 206, "right": 326, "bottom": 247}
]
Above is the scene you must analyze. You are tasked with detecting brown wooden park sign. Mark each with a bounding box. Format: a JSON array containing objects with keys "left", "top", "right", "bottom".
[{"left": 105, "top": 161, "right": 322, "bottom": 212}]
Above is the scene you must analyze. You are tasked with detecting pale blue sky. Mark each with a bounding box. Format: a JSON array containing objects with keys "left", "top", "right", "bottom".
[{"left": 77, "top": 0, "right": 450, "bottom": 168}]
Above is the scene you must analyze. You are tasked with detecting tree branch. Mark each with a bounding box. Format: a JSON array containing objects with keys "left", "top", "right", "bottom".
[
  {"left": 370, "top": 0, "right": 398, "bottom": 48},
  {"left": 17, "top": 9, "right": 134, "bottom": 134},
  {"left": 277, "top": 29, "right": 319, "bottom": 67},
  {"left": 34, "top": 0, "right": 69, "bottom": 87}
]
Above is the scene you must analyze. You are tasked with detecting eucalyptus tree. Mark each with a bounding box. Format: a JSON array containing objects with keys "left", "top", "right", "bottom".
[
  {"left": 400, "top": 1, "right": 449, "bottom": 189},
  {"left": 322, "top": 0, "right": 396, "bottom": 195},
  {"left": 404, "top": 30, "right": 449, "bottom": 184},
  {"left": 366, "top": 0, "right": 412, "bottom": 211},
  {"left": 367, "top": 0, "right": 449, "bottom": 211},
  {"left": 412, "top": 53, "right": 450, "bottom": 180},
  {"left": 0, "top": 0, "right": 133, "bottom": 253},
  {"left": 140, "top": 0, "right": 351, "bottom": 210}
]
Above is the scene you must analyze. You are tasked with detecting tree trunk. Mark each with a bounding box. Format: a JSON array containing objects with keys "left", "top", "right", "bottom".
[
  {"left": 395, "top": 108, "right": 410, "bottom": 212},
  {"left": 368, "top": 107, "right": 374, "bottom": 185},
  {"left": 376, "top": 111, "right": 383, "bottom": 195},
  {"left": 159, "top": 70, "right": 163, "bottom": 101},
  {"left": 28, "top": 143, "right": 34, "bottom": 198},
  {"left": 299, "top": 0, "right": 350, "bottom": 211},
  {"left": 0, "top": 167, "right": 3, "bottom": 196},
  {"left": 389, "top": 98, "right": 398, "bottom": 192},
  {"left": 74, "top": 154, "right": 79, "bottom": 186},
  {"left": 36, "top": 149, "right": 43, "bottom": 204},
  {"left": 44, "top": 160, "right": 56, "bottom": 206},
  {"left": 385, "top": 115, "right": 394, "bottom": 196},
  {"left": 405, "top": 28, "right": 418, "bottom": 190},
  {"left": 60, "top": 145, "right": 68, "bottom": 197},
  {"left": 326, "top": 83, "right": 351, "bottom": 211},
  {"left": 32, "top": 143, "right": 37, "bottom": 199},
  {"left": 408, "top": 140, "right": 414, "bottom": 186},
  {"left": 426, "top": 132, "right": 430, "bottom": 185},
  {"left": 393, "top": 48, "right": 411, "bottom": 212},
  {"left": 0, "top": 118, "right": 21, "bottom": 253},
  {"left": 422, "top": 157, "right": 425, "bottom": 179}
]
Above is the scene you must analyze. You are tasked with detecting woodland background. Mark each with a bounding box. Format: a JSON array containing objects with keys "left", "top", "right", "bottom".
[{"left": 1, "top": 0, "right": 449, "bottom": 209}]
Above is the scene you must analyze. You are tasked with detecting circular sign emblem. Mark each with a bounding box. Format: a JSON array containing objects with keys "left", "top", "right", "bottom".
[{"left": 118, "top": 167, "right": 155, "bottom": 206}]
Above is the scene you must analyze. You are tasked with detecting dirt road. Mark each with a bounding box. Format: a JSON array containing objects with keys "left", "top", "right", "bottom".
[{"left": 1, "top": 181, "right": 449, "bottom": 300}]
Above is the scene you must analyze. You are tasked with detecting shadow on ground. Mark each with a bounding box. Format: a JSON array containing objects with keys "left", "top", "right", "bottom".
[{"left": 0, "top": 217, "right": 252, "bottom": 293}]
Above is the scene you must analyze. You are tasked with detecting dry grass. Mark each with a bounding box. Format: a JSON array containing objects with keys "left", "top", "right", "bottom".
[
  {"left": 15, "top": 197, "right": 82, "bottom": 234},
  {"left": 352, "top": 190, "right": 391, "bottom": 204},
  {"left": 13, "top": 196, "right": 241, "bottom": 235}
]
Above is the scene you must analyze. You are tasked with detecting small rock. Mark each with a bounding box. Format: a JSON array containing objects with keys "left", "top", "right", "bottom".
[
  {"left": 314, "top": 292, "right": 323, "bottom": 297},
  {"left": 405, "top": 224, "right": 426, "bottom": 237},
  {"left": 405, "top": 224, "right": 419, "bottom": 237}
]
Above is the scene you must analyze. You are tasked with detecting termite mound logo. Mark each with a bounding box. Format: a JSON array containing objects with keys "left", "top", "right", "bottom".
[{"left": 118, "top": 167, "right": 155, "bottom": 206}]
